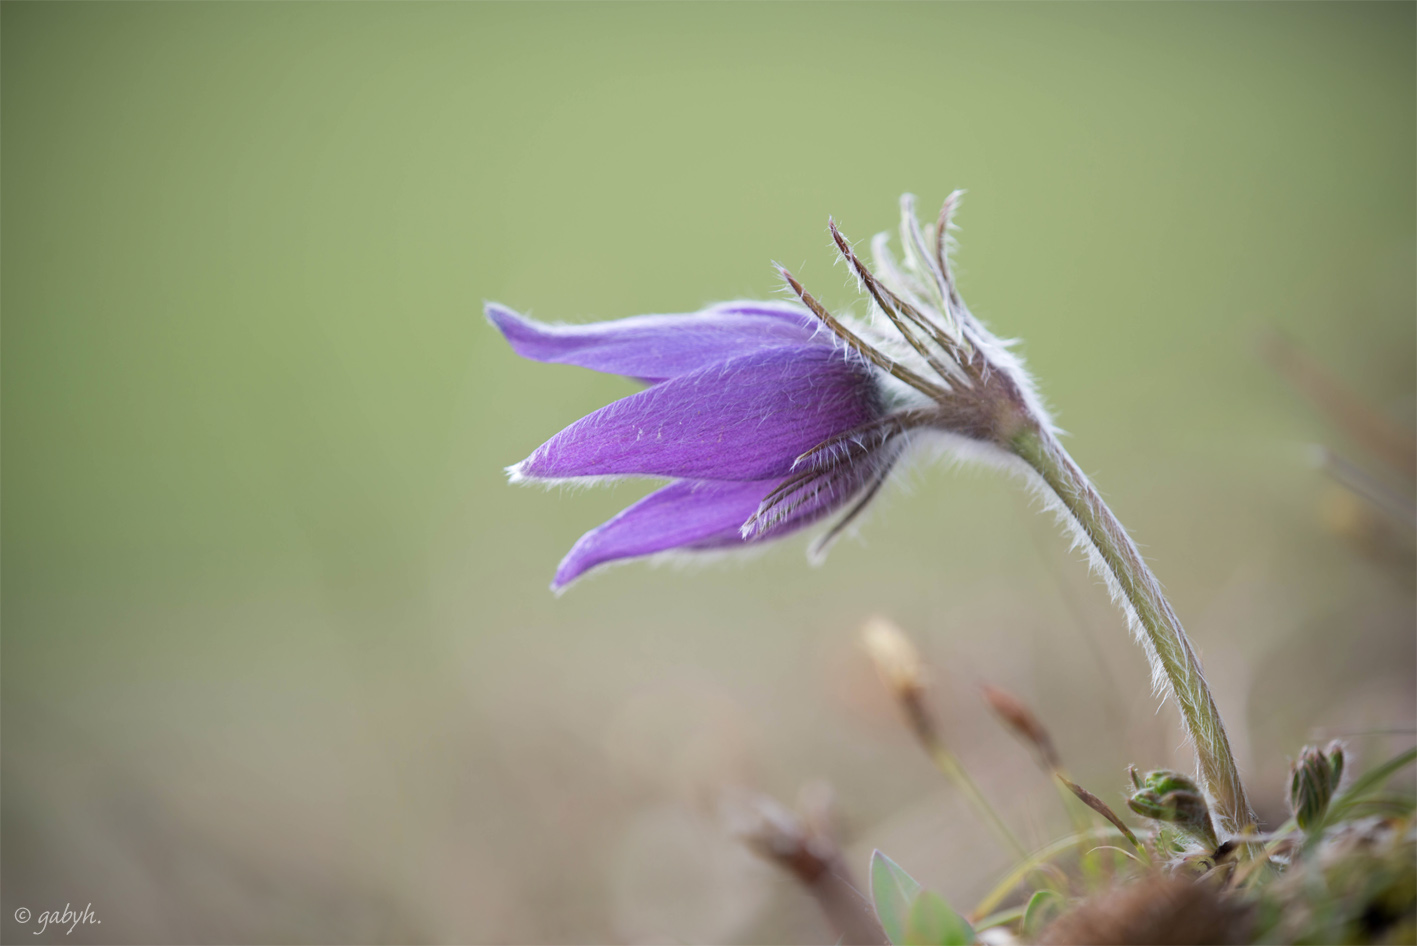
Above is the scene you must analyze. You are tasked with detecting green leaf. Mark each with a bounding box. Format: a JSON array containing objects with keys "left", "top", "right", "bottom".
[
  {"left": 904, "top": 891, "right": 974, "bottom": 946},
  {"left": 1021, "top": 889, "right": 1066, "bottom": 939},
  {"left": 870, "top": 850, "right": 923, "bottom": 945},
  {"left": 1327, "top": 746, "right": 1417, "bottom": 822}
]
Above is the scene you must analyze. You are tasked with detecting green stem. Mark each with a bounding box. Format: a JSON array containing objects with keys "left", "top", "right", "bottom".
[
  {"left": 925, "top": 741, "right": 1030, "bottom": 863},
  {"left": 971, "top": 826, "right": 1126, "bottom": 920},
  {"left": 1010, "top": 425, "right": 1253, "bottom": 834}
]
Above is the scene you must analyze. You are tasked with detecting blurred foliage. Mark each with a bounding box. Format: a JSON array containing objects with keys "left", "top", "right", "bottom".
[
  {"left": 862, "top": 649, "right": 1414, "bottom": 945},
  {"left": 3, "top": 3, "right": 1413, "bottom": 943}
]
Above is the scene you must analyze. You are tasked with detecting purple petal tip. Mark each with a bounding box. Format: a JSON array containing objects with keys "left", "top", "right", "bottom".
[{"left": 485, "top": 302, "right": 543, "bottom": 351}]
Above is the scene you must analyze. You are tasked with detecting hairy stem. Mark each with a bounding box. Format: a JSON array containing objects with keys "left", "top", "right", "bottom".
[{"left": 1010, "top": 425, "right": 1253, "bottom": 834}]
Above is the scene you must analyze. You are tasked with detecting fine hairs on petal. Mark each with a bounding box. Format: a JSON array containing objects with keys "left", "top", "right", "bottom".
[
  {"left": 552, "top": 525, "right": 788, "bottom": 595},
  {"left": 506, "top": 463, "right": 639, "bottom": 493}
]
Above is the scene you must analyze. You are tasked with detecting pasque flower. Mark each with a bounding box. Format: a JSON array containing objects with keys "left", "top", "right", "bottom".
[
  {"left": 489, "top": 193, "right": 1045, "bottom": 591},
  {"left": 492, "top": 191, "right": 1256, "bottom": 835},
  {"left": 489, "top": 298, "right": 894, "bottom": 590}
]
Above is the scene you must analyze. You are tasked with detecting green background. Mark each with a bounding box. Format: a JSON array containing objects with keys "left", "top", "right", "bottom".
[{"left": 4, "top": 4, "right": 1413, "bottom": 943}]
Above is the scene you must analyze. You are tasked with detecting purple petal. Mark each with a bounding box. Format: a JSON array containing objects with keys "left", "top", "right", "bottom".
[
  {"left": 486, "top": 301, "right": 822, "bottom": 382},
  {"left": 553, "top": 478, "right": 776, "bottom": 589},
  {"left": 514, "top": 345, "right": 883, "bottom": 482},
  {"left": 553, "top": 466, "right": 877, "bottom": 589}
]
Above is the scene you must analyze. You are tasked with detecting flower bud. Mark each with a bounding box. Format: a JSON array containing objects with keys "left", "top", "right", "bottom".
[
  {"left": 1326, "top": 741, "right": 1345, "bottom": 787},
  {"left": 1125, "top": 789, "right": 1170, "bottom": 821},
  {"left": 1289, "top": 740, "right": 1346, "bottom": 831},
  {"left": 1127, "top": 770, "right": 1218, "bottom": 847},
  {"left": 1138, "top": 769, "right": 1203, "bottom": 797}
]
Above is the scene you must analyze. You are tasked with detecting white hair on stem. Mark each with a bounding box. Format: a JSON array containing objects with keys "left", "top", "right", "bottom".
[{"left": 797, "top": 192, "right": 1253, "bottom": 835}]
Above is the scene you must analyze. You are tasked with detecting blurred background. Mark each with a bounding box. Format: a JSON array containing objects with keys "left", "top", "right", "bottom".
[{"left": 3, "top": 3, "right": 1413, "bottom": 943}]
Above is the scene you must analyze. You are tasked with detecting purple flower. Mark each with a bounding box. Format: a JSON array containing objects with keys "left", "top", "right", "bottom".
[
  {"left": 489, "top": 301, "right": 906, "bottom": 590},
  {"left": 491, "top": 193, "right": 1052, "bottom": 591}
]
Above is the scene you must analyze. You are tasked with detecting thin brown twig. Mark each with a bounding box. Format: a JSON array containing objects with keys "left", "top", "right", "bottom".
[
  {"left": 1056, "top": 774, "right": 1143, "bottom": 852},
  {"left": 727, "top": 790, "right": 888, "bottom": 946}
]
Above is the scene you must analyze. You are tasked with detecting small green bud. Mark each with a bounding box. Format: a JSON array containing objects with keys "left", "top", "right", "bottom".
[
  {"left": 1164, "top": 790, "right": 1218, "bottom": 847},
  {"left": 1325, "top": 741, "right": 1346, "bottom": 790},
  {"left": 1127, "top": 789, "right": 1169, "bottom": 821},
  {"left": 1127, "top": 777, "right": 1219, "bottom": 848},
  {"left": 1139, "top": 769, "right": 1203, "bottom": 797},
  {"left": 1289, "top": 741, "right": 1346, "bottom": 832}
]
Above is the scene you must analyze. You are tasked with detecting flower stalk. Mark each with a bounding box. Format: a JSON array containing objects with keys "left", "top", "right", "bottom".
[
  {"left": 1010, "top": 424, "right": 1252, "bottom": 834},
  {"left": 862, "top": 619, "right": 1029, "bottom": 861},
  {"left": 803, "top": 193, "right": 1253, "bottom": 835},
  {"left": 924, "top": 739, "right": 1030, "bottom": 864}
]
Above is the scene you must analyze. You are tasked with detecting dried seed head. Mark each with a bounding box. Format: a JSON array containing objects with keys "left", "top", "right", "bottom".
[
  {"left": 860, "top": 616, "right": 941, "bottom": 748},
  {"left": 980, "top": 683, "right": 1060, "bottom": 771},
  {"left": 1289, "top": 740, "right": 1346, "bottom": 832},
  {"left": 861, "top": 616, "right": 925, "bottom": 699}
]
